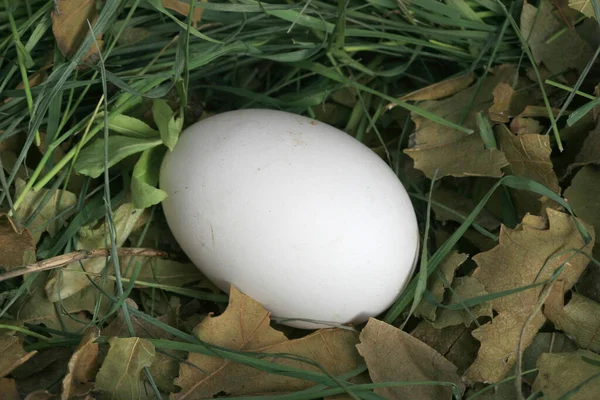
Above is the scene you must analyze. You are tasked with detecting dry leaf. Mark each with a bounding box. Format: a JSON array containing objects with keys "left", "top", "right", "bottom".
[
  {"left": 0, "top": 378, "right": 19, "bottom": 400},
  {"left": 404, "top": 65, "right": 516, "bottom": 178},
  {"left": 545, "top": 288, "right": 600, "bottom": 352},
  {"left": 0, "top": 213, "right": 36, "bottom": 271},
  {"left": 431, "top": 187, "right": 501, "bottom": 231},
  {"left": 96, "top": 337, "right": 155, "bottom": 400},
  {"left": 568, "top": 0, "right": 595, "bottom": 19},
  {"left": 162, "top": 0, "right": 204, "bottom": 26},
  {"left": 509, "top": 116, "right": 543, "bottom": 134},
  {"left": 51, "top": 0, "right": 103, "bottom": 60},
  {"left": 489, "top": 83, "right": 530, "bottom": 123},
  {"left": 415, "top": 251, "right": 468, "bottom": 321},
  {"left": 357, "top": 318, "right": 465, "bottom": 399},
  {"left": 405, "top": 134, "right": 508, "bottom": 179},
  {"left": 394, "top": 72, "right": 474, "bottom": 103},
  {"left": 464, "top": 209, "right": 594, "bottom": 383},
  {"left": 495, "top": 124, "right": 560, "bottom": 193},
  {"left": 45, "top": 203, "right": 145, "bottom": 302},
  {"left": 120, "top": 256, "right": 206, "bottom": 288},
  {"left": 564, "top": 166, "right": 600, "bottom": 247},
  {"left": 521, "top": 0, "right": 593, "bottom": 75},
  {"left": 570, "top": 121, "right": 600, "bottom": 169},
  {"left": 174, "top": 286, "right": 362, "bottom": 398},
  {"left": 432, "top": 276, "right": 493, "bottom": 329},
  {"left": 14, "top": 178, "right": 77, "bottom": 243},
  {"left": 533, "top": 350, "right": 600, "bottom": 399},
  {"left": 61, "top": 326, "right": 100, "bottom": 400},
  {"left": 24, "top": 391, "right": 54, "bottom": 400},
  {"left": 0, "top": 332, "right": 37, "bottom": 377}
]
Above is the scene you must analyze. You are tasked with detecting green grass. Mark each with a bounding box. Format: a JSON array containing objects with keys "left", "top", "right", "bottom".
[{"left": 1, "top": 0, "right": 599, "bottom": 399}]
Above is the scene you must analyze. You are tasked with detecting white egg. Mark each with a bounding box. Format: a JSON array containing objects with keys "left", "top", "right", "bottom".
[{"left": 160, "top": 109, "right": 419, "bottom": 329}]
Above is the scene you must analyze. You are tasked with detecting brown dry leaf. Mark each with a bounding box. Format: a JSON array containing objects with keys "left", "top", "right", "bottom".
[
  {"left": 533, "top": 350, "right": 600, "bottom": 399},
  {"left": 405, "top": 134, "right": 508, "bottom": 179},
  {"left": 24, "top": 391, "right": 54, "bottom": 400},
  {"left": 488, "top": 83, "right": 530, "bottom": 123},
  {"left": 404, "top": 65, "right": 515, "bottom": 178},
  {"left": 0, "top": 378, "right": 19, "bottom": 400},
  {"left": 570, "top": 120, "right": 600, "bottom": 169},
  {"left": 15, "top": 272, "right": 113, "bottom": 333},
  {"left": 495, "top": 124, "right": 560, "bottom": 193},
  {"left": 521, "top": 0, "right": 593, "bottom": 75},
  {"left": 61, "top": 326, "right": 100, "bottom": 400},
  {"left": 14, "top": 178, "right": 77, "bottom": 243},
  {"left": 0, "top": 332, "right": 37, "bottom": 377},
  {"left": 464, "top": 209, "right": 594, "bottom": 383},
  {"left": 96, "top": 337, "right": 155, "bottom": 400},
  {"left": 45, "top": 203, "right": 146, "bottom": 302},
  {"left": 120, "top": 256, "right": 206, "bottom": 288},
  {"left": 174, "top": 286, "right": 362, "bottom": 398},
  {"left": 0, "top": 213, "right": 36, "bottom": 271},
  {"left": 564, "top": 166, "right": 600, "bottom": 246},
  {"left": 431, "top": 187, "right": 501, "bottom": 231},
  {"left": 357, "top": 318, "right": 465, "bottom": 399},
  {"left": 509, "top": 116, "right": 543, "bottom": 134},
  {"left": 162, "top": 0, "right": 205, "bottom": 26},
  {"left": 103, "top": 298, "right": 182, "bottom": 394},
  {"left": 544, "top": 288, "right": 600, "bottom": 352},
  {"left": 432, "top": 276, "right": 493, "bottom": 329},
  {"left": 394, "top": 72, "right": 474, "bottom": 103},
  {"left": 51, "top": 0, "right": 103, "bottom": 60},
  {"left": 415, "top": 251, "right": 468, "bottom": 321}
]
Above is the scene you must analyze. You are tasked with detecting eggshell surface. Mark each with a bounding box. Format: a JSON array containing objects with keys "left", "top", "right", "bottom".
[{"left": 160, "top": 109, "right": 419, "bottom": 329}]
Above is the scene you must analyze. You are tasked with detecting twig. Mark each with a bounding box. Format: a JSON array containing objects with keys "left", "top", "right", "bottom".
[{"left": 0, "top": 247, "right": 170, "bottom": 282}]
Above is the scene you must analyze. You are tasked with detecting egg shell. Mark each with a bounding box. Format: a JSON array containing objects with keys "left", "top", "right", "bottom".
[{"left": 160, "top": 109, "right": 419, "bottom": 329}]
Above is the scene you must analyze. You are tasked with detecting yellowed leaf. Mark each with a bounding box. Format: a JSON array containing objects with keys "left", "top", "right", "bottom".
[
  {"left": 61, "top": 326, "right": 100, "bottom": 400},
  {"left": 568, "top": 0, "right": 596, "bottom": 19},
  {"left": 51, "top": 0, "right": 103, "bottom": 60},
  {"left": 488, "top": 83, "right": 530, "bottom": 123},
  {"left": 394, "top": 72, "right": 474, "bottom": 103},
  {"left": 415, "top": 251, "right": 468, "bottom": 321},
  {"left": 96, "top": 337, "right": 155, "bottom": 400},
  {"left": 464, "top": 209, "right": 594, "bottom": 383},
  {"left": 533, "top": 350, "right": 600, "bottom": 399},
  {"left": 162, "top": 0, "right": 205, "bottom": 26},
  {"left": 174, "top": 286, "right": 362, "bottom": 398},
  {"left": 544, "top": 288, "right": 600, "bottom": 352},
  {"left": 0, "top": 378, "right": 19, "bottom": 400},
  {"left": 0, "top": 213, "right": 36, "bottom": 271},
  {"left": 495, "top": 124, "right": 560, "bottom": 193},
  {"left": 0, "top": 332, "right": 37, "bottom": 378},
  {"left": 432, "top": 276, "right": 493, "bottom": 329},
  {"left": 357, "top": 318, "right": 465, "bottom": 399}
]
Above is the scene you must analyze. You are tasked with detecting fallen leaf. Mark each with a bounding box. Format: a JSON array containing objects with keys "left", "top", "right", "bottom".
[
  {"left": 357, "top": 318, "right": 465, "bottom": 399},
  {"left": 96, "top": 337, "right": 155, "bottom": 400},
  {"left": 0, "top": 214, "right": 36, "bottom": 271},
  {"left": 24, "top": 391, "right": 54, "bottom": 400},
  {"left": 431, "top": 186, "right": 501, "bottom": 231},
  {"left": 120, "top": 256, "right": 206, "bottom": 288},
  {"left": 533, "top": 350, "right": 600, "bottom": 399},
  {"left": 564, "top": 166, "right": 600, "bottom": 249},
  {"left": 544, "top": 288, "right": 600, "bottom": 353},
  {"left": 568, "top": 0, "right": 595, "bottom": 19},
  {"left": 12, "top": 348, "right": 72, "bottom": 396},
  {"left": 61, "top": 326, "right": 100, "bottom": 400},
  {"left": 509, "top": 116, "right": 543, "bottom": 134},
  {"left": 45, "top": 202, "right": 146, "bottom": 302},
  {"left": 118, "top": 27, "right": 152, "bottom": 46},
  {"left": 395, "top": 72, "right": 474, "bottom": 103},
  {"left": 464, "top": 209, "right": 594, "bottom": 383},
  {"left": 521, "top": 332, "right": 578, "bottom": 382},
  {"left": 489, "top": 83, "right": 530, "bottom": 123},
  {"left": 162, "top": 0, "right": 205, "bottom": 26},
  {"left": 415, "top": 251, "right": 468, "bottom": 321},
  {"left": 0, "top": 332, "right": 37, "bottom": 377},
  {"left": 0, "top": 378, "right": 19, "bottom": 400},
  {"left": 495, "top": 124, "right": 560, "bottom": 193},
  {"left": 51, "top": 0, "right": 103, "bottom": 60},
  {"left": 14, "top": 178, "right": 77, "bottom": 243},
  {"left": 521, "top": 0, "right": 593, "bottom": 75},
  {"left": 174, "top": 286, "right": 362, "bottom": 398},
  {"left": 432, "top": 276, "right": 493, "bottom": 329},
  {"left": 405, "top": 133, "right": 508, "bottom": 179},
  {"left": 570, "top": 120, "right": 600, "bottom": 169}
]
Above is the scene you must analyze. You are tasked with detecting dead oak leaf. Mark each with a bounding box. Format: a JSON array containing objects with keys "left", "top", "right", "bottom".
[
  {"left": 0, "top": 214, "right": 36, "bottom": 271},
  {"left": 0, "top": 378, "right": 18, "bottom": 400},
  {"left": 489, "top": 83, "right": 530, "bottom": 123},
  {"left": 495, "top": 124, "right": 560, "bottom": 193},
  {"left": 61, "top": 326, "right": 100, "bottom": 400},
  {"left": 162, "top": 0, "right": 205, "bottom": 26},
  {"left": 174, "top": 286, "right": 362, "bottom": 398},
  {"left": 521, "top": 0, "right": 593, "bottom": 75},
  {"left": 96, "top": 337, "right": 155, "bottom": 400},
  {"left": 533, "top": 350, "right": 600, "bottom": 399},
  {"left": 464, "top": 209, "right": 594, "bottom": 383},
  {"left": 565, "top": 166, "right": 600, "bottom": 248},
  {"left": 568, "top": 0, "right": 596, "bottom": 19},
  {"left": 392, "top": 72, "right": 474, "bottom": 103},
  {"left": 432, "top": 276, "right": 493, "bottom": 330},
  {"left": 544, "top": 287, "right": 600, "bottom": 353},
  {"left": 0, "top": 332, "right": 37, "bottom": 378},
  {"left": 52, "top": 0, "right": 103, "bottom": 61},
  {"left": 570, "top": 120, "right": 600, "bottom": 171},
  {"left": 357, "top": 318, "right": 465, "bottom": 399}
]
